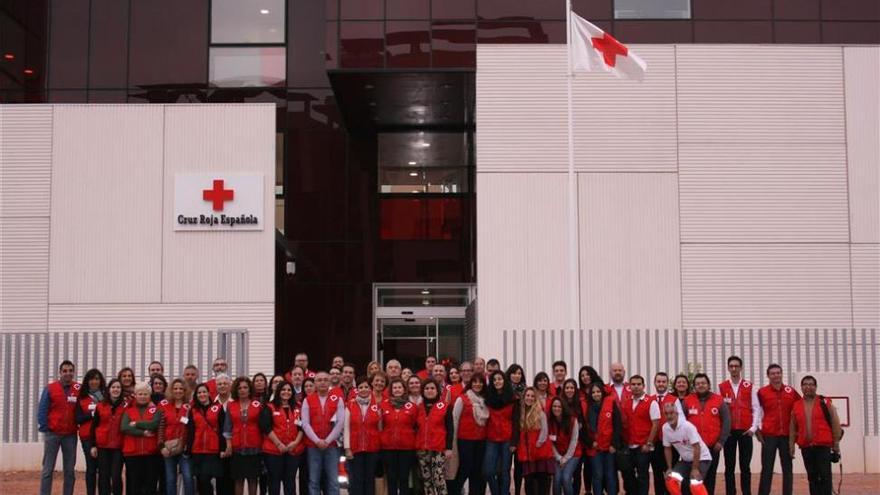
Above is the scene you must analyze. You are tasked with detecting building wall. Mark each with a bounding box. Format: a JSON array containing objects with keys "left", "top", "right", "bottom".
[
  {"left": 0, "top": 104, "right": 275, "bottom": 468},
  {"left": 476, "top": 44, "right": 879, "bottom": 471}
]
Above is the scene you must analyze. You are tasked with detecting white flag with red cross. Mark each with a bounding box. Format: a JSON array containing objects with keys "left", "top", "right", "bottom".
[{"left": 570, "top": 13, "right": 646, "bottom": 81}]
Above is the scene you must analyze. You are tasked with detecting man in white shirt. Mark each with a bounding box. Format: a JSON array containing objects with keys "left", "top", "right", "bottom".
[
  {"left": 662, "top": 403, "right": 711, "bottom": 495},
  {"left": 623, "top": 375, "right": 661, "bottom": 495},
  {"left": 719, "top": 355, "right": 761, "bottom": 495}
]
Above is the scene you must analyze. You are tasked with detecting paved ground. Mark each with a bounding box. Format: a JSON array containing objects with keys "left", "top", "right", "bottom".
[{"left": 2, "top": 471, "right": 878, "bottom": 494}]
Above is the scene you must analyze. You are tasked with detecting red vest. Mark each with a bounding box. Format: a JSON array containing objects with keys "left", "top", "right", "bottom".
[
  {"left": 94, "top": 401, "right": 126, "bottom": 449},
  {"left": 304, "top": 393, "right": 342, "bottom": 447},
  {"left": 792, "top": 398, "right": 834, "bottom": 448},
  {"left": 605, "top": 383, "right": 632, "bottom": 404},
  {"left": 623, "top": 394, "right": 657, "bottom": 445},
  {"left": 593, "top": 396, "right": 616, "bottom": 452},
  {"left": 457, "top": 394, "right": 487, "bottom": 440},
  {"left": 655, "top": 393, "right": 678, "bottom": 442},
  {"left": 78, "top": 396, "right": 97, "bottom": 440},
  {"left": 159, "top": 400, "right": 191, "bottom": 442},
  {"left": 486, "top": 403, "right": 515, "bottom": 442},
  {"left": 191, "top": 403, "right": 223, "bottom": 454},
  {"left": 122, "top": 404, "right": 159, "bottom": 456},
  {"left": 684, "top": 393, "right": 724, "bottom": 447},
  {"left": 449, "top": 384, "right": 464, "bottom": 405},
  {"left": 205, "top": 379, "right": 217, "bottom": 399},
  {"left": 348, "top": 400, "right": 382, "bottom": 454},
  {"left": 380, "top": 400, "right": 418, "bottom": 450},
  {"left": 719, "top": 380, "right": 755, "bottom": 431},
  {"left": 47, "top": 381, "right": 81, "bottom": 435},
  {"left": 228, "top": 400, "right": 263, "bottom": 450},
  {"left": 262, "top": 403, "right": 305, "bottom": 455},
  {"left": 549, "top": 418, "right": 582, "bottom": 458},
  {"left": 417, "top": 402, "right": 449, "bottom": 452},
  {"left": 758, "top": 384, "right": 801, "bottom": 437},
  {"left": 517, "top": 421, "right": 554, "bottom": 462}
]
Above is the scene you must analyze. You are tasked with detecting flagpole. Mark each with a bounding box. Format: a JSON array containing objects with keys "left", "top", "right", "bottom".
[{"left": 565, "top": 0, "right": 581, "bottom": 333}]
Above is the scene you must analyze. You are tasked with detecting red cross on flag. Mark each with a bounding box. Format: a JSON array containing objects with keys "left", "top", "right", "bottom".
[{"left": 570, "top": 13, "right": 646, "bottom": 81}]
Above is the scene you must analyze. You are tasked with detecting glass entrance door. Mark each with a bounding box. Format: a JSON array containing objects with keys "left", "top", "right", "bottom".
[{"left": 379, "top": 318, "right": 437, "bottom": 371}]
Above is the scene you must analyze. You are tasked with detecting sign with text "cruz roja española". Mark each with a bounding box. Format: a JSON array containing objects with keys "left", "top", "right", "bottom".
[{"left": 174, "top": 174, "right": 264, "bottom": 231}]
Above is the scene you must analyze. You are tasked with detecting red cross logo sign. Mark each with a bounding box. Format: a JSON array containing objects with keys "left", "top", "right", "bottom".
[
  {"left": 203, "top": 179, "right": 234, "bottom": 211},
  {"left": 590, "top": 32, "right": 628, "bottom": 68}
]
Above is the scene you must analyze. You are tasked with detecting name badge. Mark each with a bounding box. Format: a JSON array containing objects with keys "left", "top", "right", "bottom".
[
  {"left": 179, "top": 416, "right": 189, "bottom": 425},
  {"left": 67, "top": 396, "right": 77, "bottom": 403},
  {"left": 548, "top": 435, "right": 557, "bottom": 442},
  {"left": 723, "top": 397, "right": 732, "bottom": 403},
  {"left": 88, "top": 403, "right": 97, "bottom": 411}
]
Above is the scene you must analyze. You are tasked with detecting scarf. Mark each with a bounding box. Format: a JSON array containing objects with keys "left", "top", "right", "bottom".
[
  {"left": 512, "top": 381, "right": 526, "bottom": 397},
  {"left": 355, "top": 395, "right": 372, "bottom": 407},
  {"left": 390, "top": 395, "right": 409, "bottom": 409},
  {"left": 466, "top": 390, "right": 490, "bottom": 426},
  {"left": 587, "top": 401, "right": 601, "bottom": 431}
]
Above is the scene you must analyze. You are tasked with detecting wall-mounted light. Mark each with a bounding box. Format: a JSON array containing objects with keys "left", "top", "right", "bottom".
[
  {"left": 3, "top": 53, "right": 14, "bottom": 60},
  {"left": 409, "top": 172, "right": 419, "bottom": 177},
  {"left": 260, "top": 9, "right": 270, "bottom": 14},
  {"left": 408, "top": 161, "right": 417, "bottom": 165}
]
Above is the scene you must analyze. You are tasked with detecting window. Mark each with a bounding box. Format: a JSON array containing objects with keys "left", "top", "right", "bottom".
[
  {"left": 614, "top": 0, "right": 690, "bottom": 19},
  {"left": 209, "top": 47, "right": 286, "bottom": 87},
  {"left": 378, "top": 132, "right": 470, "bottom": 194},
  {"left": 210, "top": 0, "right": 286, "bottom": 87},
  {"left": 211, "top": 0, "right": 285, "bottom": 43}
]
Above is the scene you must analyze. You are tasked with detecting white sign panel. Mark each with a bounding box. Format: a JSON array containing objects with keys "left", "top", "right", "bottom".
[{"left": 174, "top": 173, "right": 264, "bottom": 231}]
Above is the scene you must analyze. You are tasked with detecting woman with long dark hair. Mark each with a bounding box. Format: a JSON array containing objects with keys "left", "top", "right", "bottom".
[
  {"left": 506, "top": 364, "right": 526, "bottom": 398},
  {"left": 451, "top": 373, "right": 488, "bottom": 495},
  {"left": 150, "top": 374, "right": 168, "bottom": 404},
  {"left": 117, "top": 367, "right": 135, "bottom": 399},
  {"left": 415, "top": 380, "right": 454, "bottom": 495},
  {"left": 89, "top": 378, "right": 125, "bottom": 495},
  {"left": 483, "top": 371, "right": 519, "bottom": 495},
  {"left": 532, "top": 373, "right": 551, "bottom": 411},
  {"left": 76, "top": 368, "right": 106, "bottom": 495},
  {"left": 558, "top": 379, "right": 586, "bottom": 495},
  {"left": 586, "top": 382, "right": 622, "bottom": 495},
  {"left": 380, "top": 379, "right": 419, "bottom": 495},
  {"left": 548, "top": 397, "right": 580, "bottom": 495},
  {"left": 223, "top": 376, "right": 264, "bottom": 495},
  {"left": 260, "top": 380, "right": 304, "bottom": 495},
  {"left": 252, "top": 373, "right": 269, "bottom": 404},
  {"left": 189, "top": 383, "right": 226, "bottom": 494},
  {"left": 159, "top": 378, "right": 193, "bottom": 495}
]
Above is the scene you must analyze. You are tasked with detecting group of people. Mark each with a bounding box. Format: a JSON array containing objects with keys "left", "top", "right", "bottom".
[{"left": 38, "top": 352, "right": 843, "bottom": 495}]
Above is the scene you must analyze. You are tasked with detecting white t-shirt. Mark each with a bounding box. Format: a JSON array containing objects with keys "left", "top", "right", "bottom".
[{"left": 662, "top": 420, "right": 711, "bottom": 462}]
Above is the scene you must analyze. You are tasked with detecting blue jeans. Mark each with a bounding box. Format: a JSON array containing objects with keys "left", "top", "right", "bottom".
[
  {"left": 164, "top": 454, "right": 194, "bottom": 495},
  {"left": 40, "top": 431, "right": 77, "bottom": 495},
  {"left": 307, "top": 446, "right": 340, "bottom": 495},
  {"left": 483, "top": 441, "right": 512, "bottom": 495},
  {"left": 553, "top": 456, "right": 581, "bottom": 495},
  {"left": 590, "top": 451, "right": 617, "bottom": 495}
]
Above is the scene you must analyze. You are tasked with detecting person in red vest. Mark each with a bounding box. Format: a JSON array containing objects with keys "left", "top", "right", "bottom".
[
  {"left": 159, "top": 378, "right": 194, "bottom": 495},
  {"left": 451, "top": 373, "right": 488, "bottom": 495},
  {"left": 756, "top": 364, "right": 800, "bottom": 495},
  {"left": 684, "top": 374, "right": 730, "bottom": 495},
  {"left": 294, "top": 352, "right": 317, "bottom": 379},
  {"left": 223, "top": 376, "right": 265, "bottom": 495},
  {"left": 652, "top": 372, "right": 683, "bottom": 495},
  {"left": 447, "top": 366, "right": 464, "bottom": 405},
  {"left": 344, "top": 376, "right": 383, "bottom": 495},
  {"left": 380, "top": 379, "right": 419, "bottom": 495},
  {"left": 788, "top": 375, "right": 842, "bottom": 495},
  {"left": 719, "top": 356, "right": 761, "bottom": 495},
  {"left": 75, "top": 368, "right": 106, "bottom": 495},
  {"left": 416, "top": 380, "right": 454, "bottom": 495},
  {"left": 38, "top": 359, "right": 80, "bottom": 495},
  {"left": 189, "top": 383, "right": 226, "bottom": 495},
  {"left": 585, "top": 381, "right": 622, "bottom": 495},
  {"left": 260, "top": 380, "right": 305, "bottom": 495},
  {"left": 606, "top": 362, "right": 633, "bottom": 404},
  {"left": 416, "top": 356, "right": 437, "bottom": 381},
  {"left": 517, "top": 387, "right": 554, "bottom": 495},
  {"left": 89, "top": 378, "right": 126, "bottom": 495},
  {"left": 557, "top": 379, "right": 585, "bottom": 495},
  {"left": 484, "top": 370, "right": 520, "bottom": 495},
  {"left": 549, "top": 361, "right": 568, "bottom": 397},
  {"left": 621, "top": 375, "right": 660, "bottom": 495},
  {"left": 339, "top": 363, "right": 358, "bottom": 402},
  {"left": 548, "top": 397, "right": 580, "bottom": 495},
  {"left": 302, "top": 371, "right": 345, "bottom": 495},
  {"left": 120, "top": 382, "right": 163, "bottom": 495}
]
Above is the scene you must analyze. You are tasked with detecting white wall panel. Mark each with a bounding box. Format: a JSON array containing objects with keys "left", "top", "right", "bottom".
[
  {"left": 0, "top": 219, "right": 49, "bottom": 332},
  {"left": 844, "top": 47, "right": 880, "bottom": 243},
  {"left": 679, "top": 143, "right": 849, "bottom": 242},
  {"left": 0, "top": 105, "right": 52, "bottom": 218},
  {"left": 852, "top": 244, "right": 880, "bottom": 329},
  {"left": 579, "top": 173, "right": 682, "bottom": 328},
  {"left": 681, "top": 244, "right": 853, "bottom": 328},
  {"left": 162, "top": 104, "right": 275, "bottom": 303},
  {"left": 677, "top": 45, "right": 845, "bottom": 144},
  {"left": 476, "top": 173, "right": 572, "bottom": 357},
  {"left": 49, "top": 105, "right": 164, "bottom": 303}
]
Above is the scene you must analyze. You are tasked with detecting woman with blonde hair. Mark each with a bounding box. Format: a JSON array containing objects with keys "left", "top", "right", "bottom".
[{"left": 517, "top": 387, "right": 553, "bottom": 495}]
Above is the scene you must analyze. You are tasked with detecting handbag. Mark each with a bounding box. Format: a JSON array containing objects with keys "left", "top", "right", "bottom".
[{"left": 163, "top": 438, "right": 184, "bottom": 456}]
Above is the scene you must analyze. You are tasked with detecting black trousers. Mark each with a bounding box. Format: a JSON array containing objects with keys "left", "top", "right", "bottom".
[
  {"left": 724, "top": 430, "right": 753, "bottom": 495},
  {"left": 616, "top": 449, "right": 637, "bottom": 495},
  {"left": 263, "top": 453, "right": 300, "bottom": 495},
  {"left": 524, "top": 473, "right": 550, "bottom": 495},
  {"left": 705, "top": 447, "right": 721, "bottom": 495},
  {"left": 125, "top": 455, "right": 160, "bottom": 495},
  {"left": 801, "top": 447, "right": 833, "bottom": 495},
  {"left": 348, "top": 452, "right": 380, "bottom": 495},
  {"left": 97, "top": 448, "right": 124, "bottom": 495},
  {"left": 581, "top": 453, "right": 593, "bottom": 495},
  {"left": 451, "top": 439, "right": 486, "bottom": 495},
  {"left": 757, "top": 436, "right": 792, "bottom": 495},
  {"left": 651, "top": 443, "right": 668, "bottom": 495},
  {"left": 382, "top": 450, "right": 416, "bottom": 495},
  {"left": 627, "top": 448, "right": 652, "bottom": 495}
]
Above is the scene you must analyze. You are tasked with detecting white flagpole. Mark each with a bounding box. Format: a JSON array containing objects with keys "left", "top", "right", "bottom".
[{"left": 566, "top": 1, "right": 581, "bottom": 333}]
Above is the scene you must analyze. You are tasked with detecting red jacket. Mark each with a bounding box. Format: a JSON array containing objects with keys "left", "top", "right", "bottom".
[
  {"left": 518, "top": 420, "right": 553, "bottom": 462},
  {"left": 228, "top": 400, "right": 263, "bottom": 450},
  {"left": 191, "top": 403, "right": 223, "bottom": 454},
  {"left": 348, "top": 400, "right": 382, "bottom": 454},
  {"left": 47, "top": 381, "right": 81, "bottom": 435},
  {"left": 304, "top": 393, "right": 342, "bottom": 447},
  {"left": 719, "top": 379, "right": 755, "bottom": 431},
  {"left": 486, "top": 403, "right": 516, "bottom": 442},
  {"left": 159, "top": 400, "right": 191, "bottom": 443},
  {"left": 758, "top": 384, "right": 801, "bottom": 437},
  {"left": 684, "top": 393, "right": 725, "bottom": 447},
  {"left": 78, "top": 396, "right": 97, "bottom": 440},
  {"left": 417, "top": 402, "right": 449, "bottom": 452},
  {"left": 122, "top": 404, "right": 159, "bottom": 456},
  {"left": 93, "top": 401, "right": 126, "bottom": 449},
  {"left": 792, "top": 398, "right": 835, "bottom": 448},
  {"left": 380, "top": 400, "right": 418, "bottom": 450},
  {"left": 550, "top": 417, "right": 582, "bottom": 458},
  {"left": 622, "top": 394, "right": 657, "bottom": 445},
  {"left": 457, "top": 394, "right": 487, "bottom": 440},
  {"left": 262, "top": 403, "right": 304, "bottom": 455},
  {"left": 593, "top": 396, "right": 617, "bottom": 452}
]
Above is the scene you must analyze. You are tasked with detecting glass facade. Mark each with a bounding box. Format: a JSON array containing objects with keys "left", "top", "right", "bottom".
[{"left": 2, "top": 0, "right": 878, "bottom": 368}]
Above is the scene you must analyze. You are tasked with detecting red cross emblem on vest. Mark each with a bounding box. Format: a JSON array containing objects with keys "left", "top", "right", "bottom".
[{"left": 203, "top": 179, "right": 234, "bottom": 211}]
